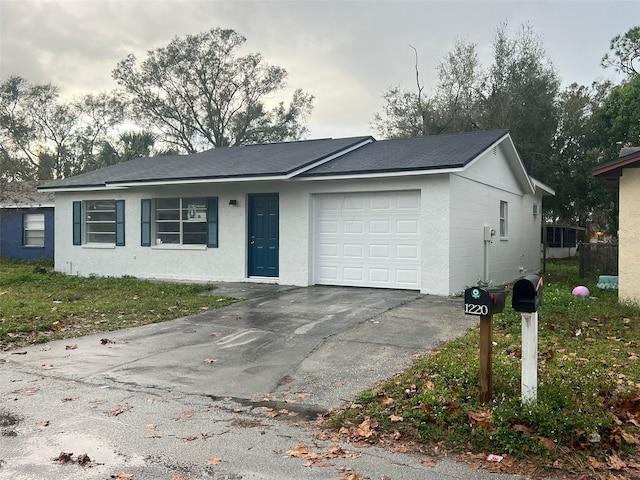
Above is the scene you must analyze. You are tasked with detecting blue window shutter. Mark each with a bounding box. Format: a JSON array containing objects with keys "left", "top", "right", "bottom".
[
  {"left": 206, "top": 197, "right": 218, "bottom": 248},
  {"left": 72, "top": 201, "right": 82, "bottom": 245},
  {"left": 141, "top": 199, "right": 151, "bottom": 246},
  {"left": 115, "top": 200, "right": 125, "bottom": 246}
]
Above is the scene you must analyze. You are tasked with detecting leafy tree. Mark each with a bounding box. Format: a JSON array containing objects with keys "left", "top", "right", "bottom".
[
  {"left": 590, "top": 74, "right": 640, "bottom": 161},
  {"left": 0, "top": 75, "right": 125, "bottom": 180},
  {"left": 112, "top": 28, "right": 314, "bottom": 153},
  {"left": 373, "top": 24, "right": 560, "bottom": 179},
  {"left": 544, "top": 83, "right": 615, "bottom": 234},
  {"left": 372, "top": 39, "right": 484, "bottom": 138},
  {"left": 601, "top": 25, "right": 640, "bottom": 77},
  {"left": 479, "top": 24, "right": 560, "bottom": 178}
]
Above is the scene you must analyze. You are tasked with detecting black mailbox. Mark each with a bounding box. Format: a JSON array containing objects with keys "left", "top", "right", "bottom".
[
  {"left": 464, "top": 287, "right": 506, "bottom": 316},
  {"left": 512, "top": 275, "right": 543, "bottom": 312}
]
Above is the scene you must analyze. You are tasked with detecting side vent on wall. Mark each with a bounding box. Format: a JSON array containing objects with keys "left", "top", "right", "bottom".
[
  {"left": 493, "top": 146, "right": 497, "bottom": 156},
  {"left": 533, "top": 204, "right": 539, "bottom": 216}
]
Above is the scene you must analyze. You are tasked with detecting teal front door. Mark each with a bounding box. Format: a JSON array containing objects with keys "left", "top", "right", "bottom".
[{"left": 248, "top": 193, "right": 279, "bottom": 277}]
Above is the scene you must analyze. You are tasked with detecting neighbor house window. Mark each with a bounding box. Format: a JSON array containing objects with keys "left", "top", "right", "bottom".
[
  {"left": 72, "top": 200, "right": 125, "bottom": 246},
  {"left": 499, "top": 201, "right": 508, "bottom": 238},
  {"left": 23, "top": 213, "right": 45, "bottom": 247},
  {"left": 145, "top": 197, "right": 218, "bottom": 247}
]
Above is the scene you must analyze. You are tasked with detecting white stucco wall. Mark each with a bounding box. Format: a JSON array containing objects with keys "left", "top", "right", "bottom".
[
  {"left": 619, "top": 168, "right": 640, "bottom": 304},
  {"left": 52, "top": 154, "right": 541, "bottom": 296},
  {"left": 449, "top": 144, "right": 542, "bottom": 293}
]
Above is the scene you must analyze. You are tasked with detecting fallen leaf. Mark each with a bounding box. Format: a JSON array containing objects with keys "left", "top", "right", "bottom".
[
  {"left": 389, "top": 415, "right": 403, "bottom": 423},
  {"left": 105, "top": 405, "right": 132, "bottom": 416},
  {"left": 537, "top": 436, "right": 557, "bottom": 452},
  {"left": 468, "top": 410, "right": 495, "bottom": 430},
  {"left": 175, "top": 410, "right": 194, "bottom": 421},
  {"left": 41, "top": 364, "right": 54, "bottom": 369},
  {"left": 588, "top": 456, "right": 608, "bottom": 470},
  {"left": 36, "top": 420, "right": 49, "bottom": 427},
  {"left": 62, "top": 396, "right": 79, "bottom": 402},
  {"left": 382, "top": 397, "right": 395, "bottom": 406},
  {"left": 144, "top": 432, "right": 163, "bottom": 438},
  {"left": 206, "top": 457, "right": 223, "bottom": 465},
  {"left": 19, "top": 387, "right": 39, "bottom": 395},
  {"left": 608, "top": 453, "right": 627, "bottom": 470},
  {"left": 181, "top": 435, "right": 199, "bottom": 442},
  {"left": 65, "top": 344, "right": 78, "bottom": 350},
  {"left": 412, "top": 352, "right": 422, "bottom": 359},
  {"left": 204, "top": 358, "right": 218, "bottom": 363},
  {"left": 100, "top": 338, "right": 115, "bottom": 345},
  {"left": 76, "top": 453, "right": 97, "bottom": 467},
  {"left": 110, "top": 473, "right": 133, "bottom": 480},
  {"left": 132, "top": 295, "right": 139, "bottom": 300},
  {"left": 421, "top": 459, "right": 436, "bottom": 467},
  {"left": 52, "top": 321, "right": 63, "bottom": 331},
  {"left": 53, "top": 452, "right": 74, "bottom": 464},
  {"left": 513, "top": 424, "right": 531, "bottom": 435},
  {"left": 11, "top": 351, "right": 27, "bottom": 355}
]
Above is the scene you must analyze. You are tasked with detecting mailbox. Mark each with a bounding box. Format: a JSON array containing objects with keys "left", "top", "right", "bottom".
[
  {"left": 512, "top": 275, "right": 543, "bottom": 313},
  {"left": 464, "top": 287, "right": 506, "bottom": 316}
]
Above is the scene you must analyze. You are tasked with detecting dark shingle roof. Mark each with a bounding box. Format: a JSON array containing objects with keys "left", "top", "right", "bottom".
[
  {"left": 39, "top": 130, "right": 511, "bottom": 190},
  {"left": 39, "top": 136, "right": 373, "bottom": 189},
  {"left": 300, "top": 129, "right": 509, "bottom": 177}
]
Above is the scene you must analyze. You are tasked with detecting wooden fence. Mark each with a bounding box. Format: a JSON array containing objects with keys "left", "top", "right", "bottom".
[{"left": 578, "top": 242, "right": 618, "bottom": 278}]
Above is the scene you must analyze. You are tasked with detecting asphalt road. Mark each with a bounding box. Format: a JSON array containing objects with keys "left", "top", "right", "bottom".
[{"left": 1, "top": 284, "right": 546, "bottom": 479}]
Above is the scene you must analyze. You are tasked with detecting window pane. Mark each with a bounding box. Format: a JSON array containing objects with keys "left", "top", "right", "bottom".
[
  {"left": 86, "top": 200, "right": 116, "bottom": 243},
  {"left": 154, "top": 197, "right": 208, "bottom": 245},
  {"left": 183, "top": 221, "right": 207, "bottom": 244},
  {"left": 24, "top": 213, "right": 45, "bottom": 246}
]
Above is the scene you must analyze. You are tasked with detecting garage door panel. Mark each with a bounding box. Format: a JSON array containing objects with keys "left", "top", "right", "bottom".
[
  {"left": 370, "top": 220, "right": 391, "bottom": 234},
  {"left": 397, "top": 219, "right": 419, "bottom": 234},
  {"left": 314, "top": 191, "right": 420, "bottom": 290},
  {"left": 344, "top": 221, "right": 364, "bottom": 234},
  {"left": 344, "top": 244, "right": 364, "bottom": 257},
  {"left": 397, "top": 244, "right": 418, "bottom": 259}
]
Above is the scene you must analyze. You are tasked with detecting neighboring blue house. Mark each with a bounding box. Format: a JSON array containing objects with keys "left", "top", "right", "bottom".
[{"left": 0, "top": 182, "right": 55, "bottom": 261}]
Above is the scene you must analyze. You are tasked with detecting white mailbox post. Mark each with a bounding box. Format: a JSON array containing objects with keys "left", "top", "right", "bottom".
[{"left": 512, "top": 275, "right": 543, "bottom": 405}]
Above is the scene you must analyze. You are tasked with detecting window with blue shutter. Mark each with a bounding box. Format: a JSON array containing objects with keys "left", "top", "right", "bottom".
[
  {"left": 141, "top": 199, "right": 151, "bottom": 246},
  {"left": 72, "top": 201, "right": 82, "bottom": 245},
  {"left": 115, "top": 200, "right": 125, "bottom": 246}
]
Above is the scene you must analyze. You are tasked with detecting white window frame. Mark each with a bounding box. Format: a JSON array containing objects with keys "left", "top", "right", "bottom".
[
  {"left": 23, "top": 212, "right": 45, "bottom": 247},
  {"left": 85, "top": 200, "right": 116, "bottom": 244},
  {"left": 154, "top": 197, "right": 207, "bottom": 246},
  {"left": 499, "top": 201, "right": 508, "bottom": 239}
]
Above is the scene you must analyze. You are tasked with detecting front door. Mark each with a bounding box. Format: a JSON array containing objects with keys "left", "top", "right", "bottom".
[{"left": 248, "top": 193, "right": 279, "bottom": 277}]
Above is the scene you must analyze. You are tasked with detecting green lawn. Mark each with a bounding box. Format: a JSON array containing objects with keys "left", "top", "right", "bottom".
[
  {"left": 0, "top": 260, "right": 237, "bottom": 350},
  {"left": 328, "top": 260, "right": 640, "bottom": 478}
]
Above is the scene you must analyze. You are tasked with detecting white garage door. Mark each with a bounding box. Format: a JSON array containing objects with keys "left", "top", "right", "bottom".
[{"left": 313, "top": 191, "right": 421, "bottom": 290}]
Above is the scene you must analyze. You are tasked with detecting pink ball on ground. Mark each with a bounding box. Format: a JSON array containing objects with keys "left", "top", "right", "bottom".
[{"left": 572, "top": 286, "right": 590, "bottom": 297}]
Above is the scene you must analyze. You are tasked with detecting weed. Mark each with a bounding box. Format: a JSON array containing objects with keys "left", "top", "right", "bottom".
[{"left": 0, "top": 260, "right": 237, "bottom": 350}]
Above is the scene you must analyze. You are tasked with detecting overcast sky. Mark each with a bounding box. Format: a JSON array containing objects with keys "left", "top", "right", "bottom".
[{"left": 0, "top": 0, "right": 636, "bottom": 140}]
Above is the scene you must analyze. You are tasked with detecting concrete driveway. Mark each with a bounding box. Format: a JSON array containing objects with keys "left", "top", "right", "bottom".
[{"left": 1, "top": 285, "right": 539, "bottom": 480}]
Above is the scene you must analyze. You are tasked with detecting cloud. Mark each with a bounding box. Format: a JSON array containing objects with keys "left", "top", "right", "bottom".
[{"left": 0, "top": 0, "right": 634, "bottom": 138}]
